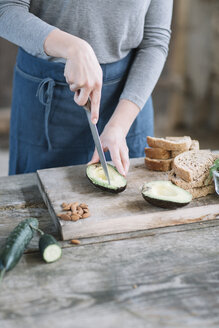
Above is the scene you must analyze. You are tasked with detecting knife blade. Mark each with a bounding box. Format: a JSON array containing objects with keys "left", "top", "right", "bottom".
[{"left": 84, "top": 99, "right": 111, "bottom": 185}]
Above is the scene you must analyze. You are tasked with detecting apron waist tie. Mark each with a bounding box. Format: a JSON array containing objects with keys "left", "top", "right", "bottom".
[{"left": 36, "top": 78, "right": 56, "bottom": 150}]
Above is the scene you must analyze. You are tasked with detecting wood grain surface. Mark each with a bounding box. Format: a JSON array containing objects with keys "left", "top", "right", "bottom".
[
  {"left": 1, "top": 171, "right": 219, "bottom": 327},
  {"left": 0, "top": 173, "right": 56, "bottom": 251},
  {"left": 37, "top": 158, "right": 219, "bottom": 240},
  {"left": 1, "top": 222, "right": 219, "bottom": 328}
]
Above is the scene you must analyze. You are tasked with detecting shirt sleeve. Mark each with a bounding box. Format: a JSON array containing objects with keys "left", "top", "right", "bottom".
[
  {"left": 120, "top": 0, "right": 173, "bottom": 110},
  {"left": 0, "top": 0, "right": 57, "bottom": 57}
]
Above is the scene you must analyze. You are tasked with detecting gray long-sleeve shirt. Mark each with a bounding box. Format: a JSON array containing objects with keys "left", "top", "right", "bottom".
[{"left": 0, "top": 0, "right": 173, "bottom": 109}]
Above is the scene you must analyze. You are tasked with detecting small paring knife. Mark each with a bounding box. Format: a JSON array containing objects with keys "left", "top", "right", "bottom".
[{"left": 84, "top": 98, "right": 111, "bottom": 185}]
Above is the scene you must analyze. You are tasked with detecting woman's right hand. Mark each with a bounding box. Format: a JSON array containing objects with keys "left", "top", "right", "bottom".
[{"left": 44, "top": 29, "right": 102, "bottom": 124}]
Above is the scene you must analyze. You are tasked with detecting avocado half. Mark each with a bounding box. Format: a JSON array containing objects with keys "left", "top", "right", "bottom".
[
  {"left": 141, "top": 180, "right": 192, "bottom": 209},
  {"left": 86, "top": 163, "right": 127, "bottom": 193}
]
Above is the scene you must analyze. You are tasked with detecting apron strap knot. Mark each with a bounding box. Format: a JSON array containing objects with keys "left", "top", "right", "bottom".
[{"left": 36, "top": 78, "right": 56, "bottom": 150}]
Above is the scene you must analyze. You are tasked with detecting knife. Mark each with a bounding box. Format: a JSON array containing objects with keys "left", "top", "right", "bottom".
[{"left": 84, "top": 98, "right": 111, "bottom": 185}]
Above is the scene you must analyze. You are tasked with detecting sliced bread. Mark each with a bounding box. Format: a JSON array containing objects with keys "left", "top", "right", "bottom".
[
  {"left": 171, "top": 149, "right": 185, "bottom": 158},
  {"left": 190, "top": 139, "right": 200, "bottom": 151},
  {"left": 145, "top": 147, "right": 171, "bottom": 160},
  {"left": 145, "top": 157, "right": 173, "bottom": 172},
  {"left": 147, "top": 136, "right": 192, "bottom": 151},
  {"left": 168, "top": 170, "right": 213, "bottom": 189},
  {"left": 187, "top": 184, "right": 215, "bottom": 199},
  {"left": 173, "top": 150, "right": 218, "bottom": 182},
  {"left": 171, "top": 139, "right": 200, "bottom": 157}
]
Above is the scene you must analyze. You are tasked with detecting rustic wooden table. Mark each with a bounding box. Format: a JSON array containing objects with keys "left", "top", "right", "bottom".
[{"left": 0, "top": 172, "right": 219, "bottom": 328}]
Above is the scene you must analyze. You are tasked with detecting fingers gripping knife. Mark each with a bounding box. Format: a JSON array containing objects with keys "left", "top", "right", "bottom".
[{"left": 84, "top": 98, "right": 111, "bottom": 185}]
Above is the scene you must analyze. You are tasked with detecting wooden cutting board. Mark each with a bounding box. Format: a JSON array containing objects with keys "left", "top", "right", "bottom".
[{"left": 37, "top": 158, "right": 219, "bottom": 240}]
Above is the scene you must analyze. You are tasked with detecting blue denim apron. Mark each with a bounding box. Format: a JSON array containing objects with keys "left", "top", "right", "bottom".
[{"left": 9, "top": 48, "right": 154, "bottom": 175}]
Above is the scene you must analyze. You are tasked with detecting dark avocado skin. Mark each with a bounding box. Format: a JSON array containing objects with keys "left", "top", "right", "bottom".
[
  {"left": 142, "top": 193, "right": 190, "bottom": 209},
  {"left": 86, "top": 173, "right": 127, "bottom": 193}
]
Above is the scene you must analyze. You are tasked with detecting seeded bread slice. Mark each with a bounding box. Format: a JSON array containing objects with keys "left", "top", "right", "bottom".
[
  {"left": 171, "top": 150, "right": 184, "bottom": 158},
  {"left": 187, "top": 184, "right": 215, "bottom": 199},
  {"left": 171, "top": 139, "right": 200, "bottom": 157},
  {"left": 168, "top": 170, "right": 213, "bottom": 189},
  {"left": 190, "top": 139, "right": 200, "bottom": 151},
  {"left": 147, "top": 136, "right": 192, "bottom": 151},
  {"left": 145, "top": 147, "right": 172, "bottom": 160},
  {"left": 173, "top": 150, "right": 218, "bottom": 182},
  {"left": 145, "top": 157, "right": 173, "bottom": 171}
]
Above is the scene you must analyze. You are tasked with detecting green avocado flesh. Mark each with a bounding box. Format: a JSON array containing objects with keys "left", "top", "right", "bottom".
[
  {"left": 86, "top": 163, "right": 127, "bottom": 193},
  {"left": 141, "top": 180, "right": 192, "bottom": 208}
]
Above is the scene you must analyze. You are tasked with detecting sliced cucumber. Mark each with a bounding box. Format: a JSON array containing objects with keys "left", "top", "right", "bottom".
[{"left": 39, "top": 234, "right": 62, "bottom": 263}]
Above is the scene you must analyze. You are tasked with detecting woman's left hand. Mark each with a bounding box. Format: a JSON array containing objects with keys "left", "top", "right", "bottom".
[
  {"left": 88, "top": 99, "right": 141, "bottom": 176},
  {"left": 89, "top": 124, "right": 129, "bottom": 176}
]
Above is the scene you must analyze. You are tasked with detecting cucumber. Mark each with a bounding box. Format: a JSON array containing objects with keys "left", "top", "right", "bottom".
[
  {"left": 0, "top": 218, "right": 38, "bottom": 281},
  {"left": 39, "top": 234, "right": 62, "bottom": 263}
]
